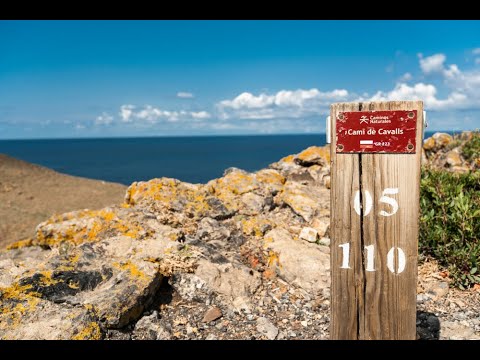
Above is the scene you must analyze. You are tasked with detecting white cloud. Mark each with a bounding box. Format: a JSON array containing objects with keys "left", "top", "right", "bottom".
[
  {"left": 368, "top": 83, "right": 468, "bottom": 111},
  {"left": 92, "top": 49, "right": 480, "bottom": 134},
  {"left": 472, "top": 48, "right": 480, "bottom": 55},
  {"left": 366, "top": 53, "right": 480, "bottom": 112},
  {"left": 217, "top": 88, "right": 349, "bottom": 120},
  {"left": 191, "top": 111, "right": 211, "bottom": 119},
  {"left": 119, "top": 105, "right": 135, "bottom": 122},
  {"left": 177, "top": 92, "right": 194, "bottom": 99},
  {"left": 419, "top": 53, "right": 464, "bottom": 81},
  {"left": 95, "top": 112, "right": 114, "bottom": 126},
  {"left": 399, "top": 72, "right": 412, "bottom": 82},
  {"left": 115, "top": 105, "right": 211, "bottom": 124},
  {"left": 419, "top": 53, "right": 446, "bottom": 74}
]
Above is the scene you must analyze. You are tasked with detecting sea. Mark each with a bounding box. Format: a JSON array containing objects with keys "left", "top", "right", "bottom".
[{"left": 0, "top": 132, "right": 447, "bottom": 185}]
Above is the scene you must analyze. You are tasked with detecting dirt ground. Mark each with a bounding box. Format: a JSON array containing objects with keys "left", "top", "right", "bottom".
[{"left": 0, "top": 153, "right": 126, "bottom": 248}]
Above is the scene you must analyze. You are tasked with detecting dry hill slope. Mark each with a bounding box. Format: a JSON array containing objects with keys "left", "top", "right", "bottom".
[{"left": 0, "top": 154, "right": 126, "bottom": 247}]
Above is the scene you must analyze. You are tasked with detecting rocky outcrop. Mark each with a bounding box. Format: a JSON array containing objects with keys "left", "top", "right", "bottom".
[
  {"left": 1, "top": 131, "right": 478, "bottom": 340},
  {"left": 422, "top": 131, "right": 479, "bottom": 172},
  {"left": 0, "top": 145, "right": 332, "bottom": 340}
]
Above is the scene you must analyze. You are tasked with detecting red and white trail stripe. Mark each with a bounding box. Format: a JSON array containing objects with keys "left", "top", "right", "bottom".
[{"left": 360, "top": 140, "right": 373, "bottom": 145}]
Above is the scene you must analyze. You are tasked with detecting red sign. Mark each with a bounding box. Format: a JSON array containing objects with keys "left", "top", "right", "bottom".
[{"left": 336, "top": 110, "right": 417, "bottom": 153}]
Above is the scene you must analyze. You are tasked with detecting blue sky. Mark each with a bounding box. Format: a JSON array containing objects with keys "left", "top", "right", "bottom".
[{"left": 1, "top": 20, "right": 480, "bottom": 139}]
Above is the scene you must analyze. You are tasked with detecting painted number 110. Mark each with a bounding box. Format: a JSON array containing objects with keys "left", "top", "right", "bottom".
[{"left": 338, "top": 243, "right": 406, "bottom": 274}]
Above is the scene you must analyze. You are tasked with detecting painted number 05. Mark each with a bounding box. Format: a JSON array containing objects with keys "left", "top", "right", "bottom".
[
  {"left": 339, "top": 243, "right": 406, "bottom": 274},
  {"left": 354, "top": 188, "right": 399, "bottom": 216}
]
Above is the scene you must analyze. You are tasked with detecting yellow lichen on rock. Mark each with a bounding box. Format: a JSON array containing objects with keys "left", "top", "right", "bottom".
[
  {"left": 255, "top": 169, "right": 285, "bottom": 192},
  {"left": 6, "top": 238, "right": 34, "bottom": 250},
  {"left": 31, "top": 208, "right": 122, "bottom": 247},
  {"left": 241, "top": 217, "right": 273, "bottom": 237},
  {"left": 296, "top": 145, "right": 330, "bottom": 165},
  {"left": 215, "top": 171, "right": 258, "bottom": 196},
  {"left": 0, "top": 283, "right": 41, "bottom": 329},
  {"left": 113, "top": 261, "right": 148, "bottom": 282},
  {"left": 38, "top": 270, "right": 60, "bottom": 287},
  {"left": 280, "top": 154, "right": 295, "bottom": 163},
  {"left": 423, "top": 136, "right": 436, "bottom": 150},
  {"left": 114, "top": 220, "right": 144, "bottom": 239},
  {"left": 71, "top": 322, "right": 102, "bottom": 340},
  {"left": 209, "top": 171, "right": 259, "bottom": 212}
]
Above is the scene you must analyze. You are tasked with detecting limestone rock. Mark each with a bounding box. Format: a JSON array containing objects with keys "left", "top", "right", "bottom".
[
  {"left": 299, "top": 227, "right": 318, "bottom": 243},
  {"left": 276, "top": 181, "right": 329, "bottom": 222},
  {"left": 255, "top": 169, "right": 285, "bottom": 193},
  {"left": 132, "top": 311, "right": 171, "bottom": 340},
  {"left": 295, "top": 146, "right": 330, "bottom": 167},
  {"left": 425, "top": 281, "right": 449, "bottom": 300},
  {"left": 0, "top": 297, "right": 102, "bottom": 340},
  {"left": 423, "top": 136, "right": 436, "bottom": 151},
  {"left": 310, "top": 217, "right": 329, "bottom": 237},
  {"left": 196, "top": 217, "right": 231, "bottom": 242},
  {"left": 264, "top": 228, "right": 330, "bottom": 294},
  {"left": 256, "top": 317, "right": 278, "bottom": 340},
  {"left": 432, "top": 132, "right": 453, "bottom": 149},
  {"left": 445, "top": 149, "right": 463, "bottom": 167},
  {"left": 194, "top": 259, "right": 261, "bottom": 310}
]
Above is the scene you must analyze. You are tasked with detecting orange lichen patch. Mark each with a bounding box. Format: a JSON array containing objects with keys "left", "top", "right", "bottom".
[
  {"left": 87, "top": 221, "right": 103, "bottom": 241},
  {"left": 423, "top": 136, "right": 436, "bottom": 150},
  {"left": 45, "top": 209, "right": 101, "bottom": 225},
  {"left": 120, "top": 202, "right": 131, "bottom": 209},
  {"left": 56, "top": 252, "right": 81, "bottom": 272},
  {"left": 97, "top": 209, "right": 116, "bottom": 222},
  {"left": 280, "top": 154, "right": 295, "bottom": 163},
  {"left": 113, "top": 220, "right": 144, "bottom": 239},
  {"left": 241, "top": 217, "right": 273, "bottom": 238},
  {"left": 255, "top": 170, "right": 286, "bottom": 187},
  {"left": 0, "top": 283, "right": 36, "bottom": 301},
  {"left": 296, "top": 145, "right": 330, "bottom": 164},
  {"left": 263, "top": 235, "right": 274, "bottom": 247},
  {"left": 112, "top": 261, "right": 148, "bottom": 282},
  {"left": 124, "top": 179, "right": 168, "bottom": 205},
  {"left": 185, "top": 191, "right": 211, "bottom": 217},
  {"left": 124, "top": 182, "right": 139, "bottom": 205},
  {"left": 0, "top": 283, "right": 42, "bottom": 329},
  {"left": 214, "top": 171, "right": 258, "bottom": 196},
  {"left": 6, "top": 238, "right": 34, "bottom": 250},
  {"left": 124, "top": 178, "right": 220, "bottom": 221},
  {"left": 262, "top": 267, "right": 276, "bottom": 279},
  {"left": 38, "top": 270, "right": 61, "bottom": 287},
  {"left": 167, "top": 232, "right": 180, "bottom": 242},
  {"left": 33, "top": 208, "right": 122, "bottom": 247},
  {"left": 266, "top": 250, "right": 281, "bottom": 268},
  {"left": 208, "top": 171, "right": 259, "bottom": 212},
  {"left": 71, "top": 322, "right": 102, "bottom": 340}
]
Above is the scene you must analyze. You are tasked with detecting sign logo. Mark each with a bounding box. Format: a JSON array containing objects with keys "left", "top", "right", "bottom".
[{"left": 359, "top": 116, "right": 369, "bottom": 124}]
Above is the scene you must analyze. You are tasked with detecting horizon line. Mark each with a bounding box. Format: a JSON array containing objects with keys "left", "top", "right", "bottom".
[{"left": 0, "top": 129, "right": 462, "bottom": 142}]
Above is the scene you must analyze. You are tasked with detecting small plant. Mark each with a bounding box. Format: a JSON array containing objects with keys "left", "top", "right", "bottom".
[{"left": 419, "top": 169, "right": 480, "bottom": 289}]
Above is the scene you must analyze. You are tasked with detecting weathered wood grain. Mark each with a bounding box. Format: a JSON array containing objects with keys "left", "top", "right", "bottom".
[{"left": 330, "top": 101, "right": 423, "bottom": 340}]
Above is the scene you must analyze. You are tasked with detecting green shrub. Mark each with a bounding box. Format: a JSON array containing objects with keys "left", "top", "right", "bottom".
[
  {"left": 419, "top": 169, "right": 480, "bottom": 289},
  {"left": 462, "top": 131, "right": 480, "bottom": 162}
]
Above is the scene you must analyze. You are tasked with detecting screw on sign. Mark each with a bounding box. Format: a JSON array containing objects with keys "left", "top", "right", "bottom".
[{"left": 329, "top": 101, "right": 424, "bottom": 340}]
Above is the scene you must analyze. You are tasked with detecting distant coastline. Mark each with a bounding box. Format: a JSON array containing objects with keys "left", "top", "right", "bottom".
[{"left": 0, "top": 132, "right": 455, "bottom": 186}]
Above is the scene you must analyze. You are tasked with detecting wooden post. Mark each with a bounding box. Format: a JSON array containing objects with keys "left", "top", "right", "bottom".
[{"left": 330, "top": 101, "right": 424, "bottom": 340}]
